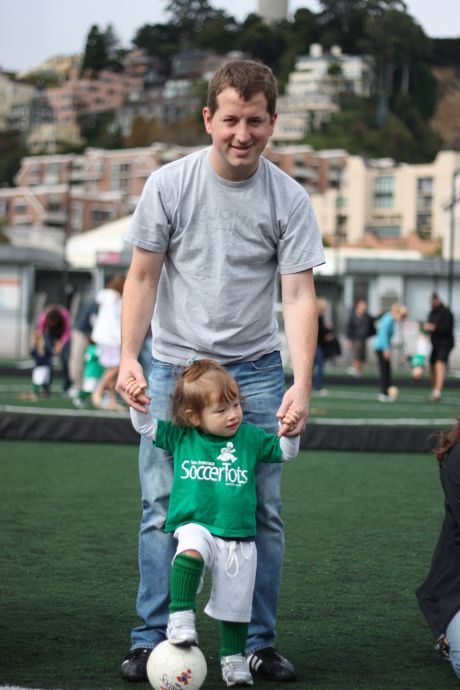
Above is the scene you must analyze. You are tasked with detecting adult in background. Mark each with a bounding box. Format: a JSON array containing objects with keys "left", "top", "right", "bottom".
[
  {"left": 91, "top": 274, "right": 125, "bottom": 411},
  {"left": 345, "top": 298, "right": 376, "bottom": 377},
  {"left": 68, "top": 298, "right": 98, "bottom": 398},
  {"left": 424, "top": 293, "right": 454, "bottom": 402},
  {"left": 373, "top": 303, "right": 407, "bottom": 402},
  {"left": 116, "top": 59, "right": 324, "bottom": 684},
  {"left": 416, "top": 419, "right": 460, "bottom": 680},
  {"left": 313, "top": 297, "right": 337, "bottom": 396},
  {"left": 36, "top": 304, "right": 71, "bottom": 393}
]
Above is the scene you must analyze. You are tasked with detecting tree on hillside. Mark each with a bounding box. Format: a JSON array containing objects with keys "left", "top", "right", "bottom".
[
  {"left": 81, "top": 24, "right": 123, "bottom": 75},
  {"left": 165, "top": 0, "right": 220, "bottom": 42},
  {"left": 132, "top": 23, "right": 179, "bottom": 79},
  {"left": 363, "top": 5, "right": 429, "bottom": 127},
  {"left": 124, "top": 114, "right": 160, "bottom": 148},
  {"left": 237, "top": 14, "right": 287, "bottom": 73},
  {"left": 195, "top": 12, "right": 240, "bottom": 54},
  {"left": 0, "top": 130, "right": 28, "bottom": 187}
]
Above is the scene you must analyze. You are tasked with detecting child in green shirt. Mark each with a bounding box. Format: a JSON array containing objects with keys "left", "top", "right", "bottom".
[{"left": 128, "top": 359, "right": 300, "bottom": 687}]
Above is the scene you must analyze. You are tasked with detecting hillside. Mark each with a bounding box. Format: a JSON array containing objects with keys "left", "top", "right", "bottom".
[{"left": 430, "top": 67, "right": 460, "bottom": 149}]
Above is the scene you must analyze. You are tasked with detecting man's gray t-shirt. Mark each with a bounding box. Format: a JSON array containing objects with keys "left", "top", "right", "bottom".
[{"left": 125, "top": 147, "right": 325, "bottom": 365}]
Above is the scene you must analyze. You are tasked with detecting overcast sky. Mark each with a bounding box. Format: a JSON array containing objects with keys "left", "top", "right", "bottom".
[{"left": 1, "top": 0, "right": 458, "bottom": 73}]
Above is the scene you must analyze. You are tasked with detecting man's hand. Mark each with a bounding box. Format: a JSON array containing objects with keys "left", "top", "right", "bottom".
[
  {"left": 116, "top": 358, "right": 151, "bottom": 412},
  {"left": 276, "top": 384, "right": 308, "bottom": 437}
]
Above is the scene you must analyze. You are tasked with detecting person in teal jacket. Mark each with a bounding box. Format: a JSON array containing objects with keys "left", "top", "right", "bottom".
[{"left": 373, "top": 303, "right": 407, "bottom": 401}]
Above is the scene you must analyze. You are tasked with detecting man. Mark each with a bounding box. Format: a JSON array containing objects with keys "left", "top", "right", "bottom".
[
  {"left": 345, "top": 298, "right": 376, "bottom": 377},
  {"left": 116, "top": 59, "right": 325, "bottom": 684},
  {"left": 424, "top": 292, "right": 454, "bottom": 402}
]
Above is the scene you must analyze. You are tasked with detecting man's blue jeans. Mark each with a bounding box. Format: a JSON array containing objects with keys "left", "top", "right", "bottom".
[{"left": 131, "top": 350, "right": 286, "bottom": 654}]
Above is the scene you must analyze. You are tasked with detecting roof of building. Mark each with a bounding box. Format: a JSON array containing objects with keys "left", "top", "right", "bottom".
[{"left": 65, "top": 214, "right": 133, "bottom": 268}]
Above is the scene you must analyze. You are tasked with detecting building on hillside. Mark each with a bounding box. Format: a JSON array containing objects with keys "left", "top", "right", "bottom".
[
  {"left": 0, "top": 145, "right": 180, "bottom": 235},
  {"left": 303, "top": 149, "right": 460, "bottom": 254},
  {"left": 27, "top": 122, "right": 84, "bottom": 154},
  {"left": 272, "top": 44, "right": 373, "bottom": 144},
  {"left": 45, "top": 68, "right": 143, "bottom": 128},
  {"left": 0, "top": 73, "right": 35, "bottom": 130},
  {"left": 16, "top": 54, "right": 80, "bottom": 81},
  {"left": 265, "top": 145, "right": 460, "bottom": 254},
  {"left": 2, "top": 144, "right": 459, "bottom": 267}
]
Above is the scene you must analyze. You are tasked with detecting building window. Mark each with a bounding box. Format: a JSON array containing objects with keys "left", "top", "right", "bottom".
[
  {"left": 373, "top": 176, "right": 394, "bottom": 209},
  {"left": 417, "top": 176, "right": 433, "bottom": 195},
  {"left": 91, "top": 208, "right": 115, "bottom": 226},
  {"left": 44, "top": 162, "right": 61, "bottom": 186},
  {"left": 369, "top": 225, "right": 400, "bottom": 238},
  {"left": 15, "top": 200, "right": 28, "bottom": 214},
  {"left": 112, "top": 162, "right": 130, "bottom": 192},
  {"left": 72, "top": 202, "right": 83, "bottom": 232},
  {"left": 415, "top": 176, "right": 433, "bottom": 237}
]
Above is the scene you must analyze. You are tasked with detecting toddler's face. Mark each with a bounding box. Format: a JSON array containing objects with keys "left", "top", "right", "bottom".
[{"left": 199, "top": 395, "right": 243, "bottom": 437}]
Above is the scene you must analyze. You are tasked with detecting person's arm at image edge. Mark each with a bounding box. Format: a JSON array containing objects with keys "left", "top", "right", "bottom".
[
  {"left": 277, "top": 269, "right": 317, "bottom": 436},
  {"left": 116, "top": 246, "right": 164, "bottom": 411}
]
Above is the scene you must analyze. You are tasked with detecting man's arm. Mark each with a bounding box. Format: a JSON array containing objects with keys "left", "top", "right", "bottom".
[
  {"left": 116, "top": 246, "right": 165, "bottom": 411},
  {"left": 277, "top": 269, "right": 317, "bottom": 436}
]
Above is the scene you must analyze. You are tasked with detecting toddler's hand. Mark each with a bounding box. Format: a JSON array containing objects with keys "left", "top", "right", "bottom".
[
  {"left": 126, "top": 376, "right": 146, "bottom": 400},
  {"left": 279, "top": 405, "right": 300, "bottom": 436}
]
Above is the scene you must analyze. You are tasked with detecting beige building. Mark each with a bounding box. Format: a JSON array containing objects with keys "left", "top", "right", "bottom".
[{"left": 0, "top": 73, "right": 35, "bottom": 130}]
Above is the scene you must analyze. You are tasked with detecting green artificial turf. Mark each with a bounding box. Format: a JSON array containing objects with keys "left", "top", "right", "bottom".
[{"left": 0, "top": 441, "right": 459, "bottom": 689}]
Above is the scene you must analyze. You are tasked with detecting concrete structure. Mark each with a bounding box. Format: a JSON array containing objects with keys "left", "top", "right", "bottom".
[{"left": 258, "top": 0, "right": 288, "bottom": 22}]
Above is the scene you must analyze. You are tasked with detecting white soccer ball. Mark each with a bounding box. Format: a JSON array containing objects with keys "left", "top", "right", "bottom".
[
  {"left": 387, "top": 385, "right": 399, "bottom": 399},
  {"left": 147, "top": 640, "right": 207, "bottom": 690}
]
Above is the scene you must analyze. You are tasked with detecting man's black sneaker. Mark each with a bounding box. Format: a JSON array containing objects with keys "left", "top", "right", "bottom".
[
  {"left": 247, "top": 646, "right": 297, "bottom": 682},
  {"left": 120, "top": 647, "right": 151, "bottom": 682}
]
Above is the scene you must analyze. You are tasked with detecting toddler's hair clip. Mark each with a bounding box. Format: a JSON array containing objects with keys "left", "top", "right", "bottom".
[{"left": 186, "top": 356, "right": 197, "bottom": 365}]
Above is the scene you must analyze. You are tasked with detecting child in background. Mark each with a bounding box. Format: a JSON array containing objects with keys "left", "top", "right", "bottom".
[
  {"left": 127, "top": 359, "right": 300, "bottom": 688},
  {"left": 29, "top": 331, "right": 52, "bottom": 400},
  {"left": 73, "top": 342, "right": 105, "bottom": 409},
  {"left": 410, "top": 324, "right": 432, "bottom": 380}
]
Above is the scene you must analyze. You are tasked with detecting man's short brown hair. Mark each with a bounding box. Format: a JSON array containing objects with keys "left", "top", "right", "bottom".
[{"left": 207, "top": 59, "right": 278, "bottom": 118}]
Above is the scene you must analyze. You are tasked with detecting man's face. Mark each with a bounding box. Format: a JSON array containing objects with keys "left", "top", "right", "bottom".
[{"left": 203, "top": 87, "right": 277, "bottom": 181}]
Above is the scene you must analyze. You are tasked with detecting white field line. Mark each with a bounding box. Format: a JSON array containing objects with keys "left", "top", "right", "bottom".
[
  {"left": 0, "top": 404, "right": 128, "bottom": 418},
  {"left": 309, "top": 417, "right": 454, "bottom": 426}
]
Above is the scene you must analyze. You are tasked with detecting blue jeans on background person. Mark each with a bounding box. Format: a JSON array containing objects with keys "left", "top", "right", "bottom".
[
  {"left": 312, "top": 345, "right": 324, "bottom": 391},
  {"left": 131, "top": 350, "right": 286, "bottom": 654},
  {"left": 44, "top": 334, "right": 71, "bottom": 392},
  {"left": 446, "top": 611, "right": 460, "bottom": 679}
]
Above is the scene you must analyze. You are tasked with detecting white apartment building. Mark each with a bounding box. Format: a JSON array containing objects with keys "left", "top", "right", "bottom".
[
  {"left": 289, "top": 44, "right": 372, "bottom": 99},
  {"left": 273, "top": 44, "right": 373, "bottom": 143}
]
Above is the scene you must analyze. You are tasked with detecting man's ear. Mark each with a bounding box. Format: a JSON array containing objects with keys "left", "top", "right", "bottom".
[
  {"left": 203, "top": 107, "right": 212, "bottom": 135},
  {"left": 185, "top": 409, "right": 201, "bottom": 427}
]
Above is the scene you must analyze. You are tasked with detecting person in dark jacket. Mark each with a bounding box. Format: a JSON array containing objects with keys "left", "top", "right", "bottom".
[
  {"left": 424, "top": 293, "right": 454, "bottom": 402},
  {"left": 313, "top": 297, "right": 337, "bottom": 395},
  {"left": 345, "top": 299, "right": 376, "bottom": 377},
  {"left": 416, "top": 420, "right": 460, "bottom": 679}
]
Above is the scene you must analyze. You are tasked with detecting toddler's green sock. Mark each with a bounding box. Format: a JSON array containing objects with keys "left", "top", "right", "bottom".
[{"left": 169, "top": 552, "right": 204, "bottom": 613}]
